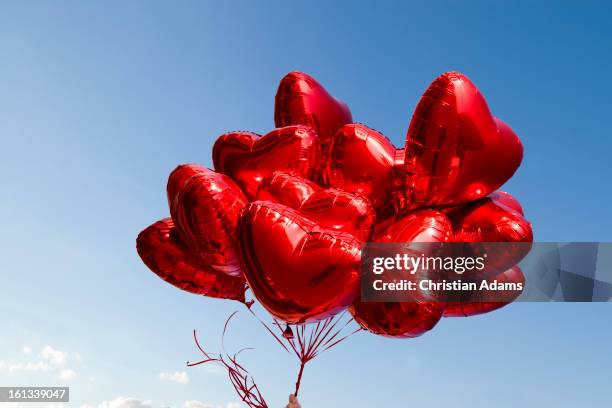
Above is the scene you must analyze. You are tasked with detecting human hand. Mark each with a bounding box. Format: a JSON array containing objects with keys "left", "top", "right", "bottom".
[{"left": 285, "top": 394, "right": 301, "bottom": 408}]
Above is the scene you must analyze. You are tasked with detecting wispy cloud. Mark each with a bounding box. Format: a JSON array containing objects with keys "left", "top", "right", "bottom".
[
  {"left": 80, "top": 398, "right": 240, "bottom": 408},
  {"left": 5, "top": 361, "right": 49, "bottom": 373},
  {"left": 41, "top": 345, "right": 68, "bottom": 365},
  {"left": 59, "top": 368, "right": 77, "bottom": 380},
  {"left": 184, "top": 401, "right": 241, "bottom": 408},
  {"left": 0, "top": 345, "right": 76, "bottom": 381}
]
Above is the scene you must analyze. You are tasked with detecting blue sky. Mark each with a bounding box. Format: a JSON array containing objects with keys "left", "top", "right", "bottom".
[{"left": 1, "top": 1, "right": 611, "bottom": 407}]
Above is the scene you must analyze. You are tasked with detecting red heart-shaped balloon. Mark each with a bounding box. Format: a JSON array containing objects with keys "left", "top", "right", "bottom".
[
  {"left": 449, "top": 192, "right": 532, "bottom": 242},
  {"left": 325, "top": 124, "right": 403, "bottom": 220},
  {"left": 374, "top": 209, "right": 453, "bottom": 243},
  {"left": 401, "top": 72, "right": 523, "bottom": 210},
  {"left": 350, "top": 301, "right": 443, "bottom": 339},
  {"left": 256, "top": 171, "right": 376, "bottom": 241},
  {"left": 169, "top": 165, "right": 248, "bottom": 277},
  {"left": 213, "top": 125, "right": 321, "bottom": 199},
  {"left": 166, "top": 163, "right": 207, "bottom": 209},
  {"left": 238, "top": 201, "right": 361, "bottom": 323},
  {"left": 350, "top": 209, "right": 452, "bottom": 338},
  {"left": 274, "top": 71, "right": 352, "bottom": 145},
  {"left": 442, "top": 266, "right": 525, "bottom": 317},
  {"left": 488, "top": 191, "right": 524, "bottom": 215},
  {"left": 448, "top": 192, "right": 532, "bottom": 275},
  {"left": 136, "top": 218, "right": 246, "bottom": 302}
]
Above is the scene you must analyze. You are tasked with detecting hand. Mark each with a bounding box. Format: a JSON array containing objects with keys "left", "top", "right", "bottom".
[{"left": 285, "top": 394, "right": 301, "bottom": 408}]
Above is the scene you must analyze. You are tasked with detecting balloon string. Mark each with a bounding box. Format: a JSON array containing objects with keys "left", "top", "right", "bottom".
[
  {"left": 294, "top": 361, "right": 306, "bottom": 397},
  {"left": 187, "top": 313, "right": 269, "bottom": 408},
  {"left": 245, "top": 304, "right": 290, "bottom": 353},
  {"left": 239, "top": 300, "right": 362, "bottom": 399}
]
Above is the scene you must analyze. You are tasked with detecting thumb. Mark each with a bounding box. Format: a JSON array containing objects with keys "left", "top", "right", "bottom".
[{"left": 289, "top": 394, "right": 298, "bottom": 403}]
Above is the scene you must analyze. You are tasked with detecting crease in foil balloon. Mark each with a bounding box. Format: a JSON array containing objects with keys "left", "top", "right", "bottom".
[
  {"left": 212, "top": 125, "right": 322, "bottom": 199},
  {"left": 256, "top": 171, "right": 375, "bottom": 241}
]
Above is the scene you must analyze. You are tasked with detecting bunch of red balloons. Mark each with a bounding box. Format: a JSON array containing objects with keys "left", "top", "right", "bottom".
[{"left": 137, "top": 71, "right": 532, "bottom": 339}]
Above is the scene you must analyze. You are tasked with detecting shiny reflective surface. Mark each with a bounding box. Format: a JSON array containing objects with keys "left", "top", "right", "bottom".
[
  {"left": 489, "top": 191, "right": 524, "bottom": 215},
  {"left": 443, "top": 266, "right": 525, "bottom": 317},
  {"left": 453, "top": 193, "right": 532, "bottom": 242},
  {"left": 166, "top": 163, "right": 207, "bottom": 210},
  {"left": 213, "top": 125, "right": 321, "bottom": 199},
  {"left": 256, "top": 171, "right": 376, "bottom": 241},
  {"left": 274, "top": 71, "right": 352, "bottom": 145},
  {"left": 351, "top": 209, "right": 451, "bottom": 338},
  {"left": 402, "top": 72, "right": 523, "bottom": 210},
  {"left": 374, "top": 209, "right": 453, "bottom": 243},
  {"left": 238, "top": 201, "right": 361, "bottom": 323},
  {"left": 449, "top": 192, "right": 533, "bottom": 276},
  {"left": 350, "top": 301, "right": 443, "bottom": 338},
  {"left": 136, "top": 70, "right": 533, "bottom": 331},
  {"left": 169, "top": 166, "right": 248, "bottom": 277},
  {"left": 326, "top": 124, "right": 402, "bottom": 219},
  {"left": 136, "top": 218, "right": 246, "bottom": 301}
]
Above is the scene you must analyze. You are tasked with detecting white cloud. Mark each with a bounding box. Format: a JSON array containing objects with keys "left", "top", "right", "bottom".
[
  {"left": 0, "top": 346, "right": 78, "bottom": 382},
  {"left": 7, "top": 361, "right": 49, "bottom": 373},
  {"left": 183, "top": 401, "right": 215, "bottom": 408},
  {"left": 41, "top": 346, "right": 68, "bottom": 365},
  {"left": 59, "top": 368, "right": 76, "bottom": 380},
  {"left": 183, "top": 402, "right": 241, "bottom": 408},
  {"left": 98, "top": 397, "right": 154, "bottom": 408},
  {"left": 158, "top": 371, "right": 190, "bottom": 384},
  {"left": 81, "top": 398, "right": 239, "bottom": 408},
  {"left": 89, "top": 399, "right": 229, "bottom": 408}
]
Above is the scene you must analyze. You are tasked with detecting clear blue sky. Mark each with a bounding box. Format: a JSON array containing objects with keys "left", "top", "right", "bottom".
[{"left": 1, "top": 1, "right": 611, "bottom": 407}]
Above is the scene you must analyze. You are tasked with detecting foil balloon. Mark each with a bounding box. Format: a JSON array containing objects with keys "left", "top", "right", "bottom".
[
  {"left": 169, "top": 166, "right": 248, "bottom": 277},
  {"left": 326, "top": 124, "right": 403, "bottom": 220},
  {"left": 274, "top": 71, "right": 352, "bottom": 145},
  {"left": 374, "top": 209, "right": 453, "bottom": 243},
  {"left": 401, "top": 72, "right": 523, "bottom": 210},
  {"left": 488, "top": 191, "right": 524, "bottom": 215},
  {"left": 212, "top": 125, "right": 321, "bottom": 199},
  {"left": 443, "top": 266, "right": 525, "bottom": 317},
  {"left": 350, "top": 210, "right": 452, "bottom": 338},
  {"left": 444, "top": 191, "right": 528, "bottom": 232},
  {"left": 350, "top": 301, "right": 443, "bottom": 338},
  {"left": 238, "top": 201, "right": 361, "bottom": 323},
  {"left": 166, "top": 163, "right": 207, "bottom": 209},
  {"left": 450, "top": 192, "right": 533, "bottom": 275},
  {"left": 255, "top": 171, "right": 376, "bottom": 241},
  {"left": 136, "top": 218, "right": 246, "bottom": 302}
]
